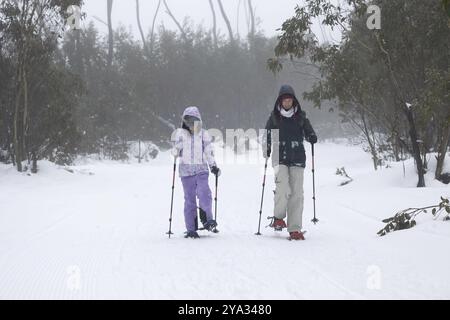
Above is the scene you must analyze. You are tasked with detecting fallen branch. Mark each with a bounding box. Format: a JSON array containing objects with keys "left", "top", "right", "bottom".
[
  {"left": 336, "top": 167, "right": 353, "bottom": 186},
  {"left": 377, "top": 197, "right": 450, "bottom": 236}
]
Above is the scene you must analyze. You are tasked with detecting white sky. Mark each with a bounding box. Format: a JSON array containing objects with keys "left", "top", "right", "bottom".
[{"left": 81, "top": 0, "right": 340, "bottom": 42}]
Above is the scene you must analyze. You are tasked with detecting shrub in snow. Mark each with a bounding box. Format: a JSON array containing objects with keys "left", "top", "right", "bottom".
[
  {"left": 50, "top": 148, "right": 76, "bottom": 166},
  {"left": 149, "top": 147, "right": 158, "bottom": 159},
  {"left": 99, "top": 137, "right": 129, "bottom": 161},
  {"left": 438, "top": 173, "right": 450, "bottom": 185},
  {"left": 378, "top": 197, "right": 450, "bottom": 236},
  {"left": 0, "top": 148, "right": 10, "bottom": 163},
  {"left": 128, "top": 141, "right": 159, "bottom": 162}
]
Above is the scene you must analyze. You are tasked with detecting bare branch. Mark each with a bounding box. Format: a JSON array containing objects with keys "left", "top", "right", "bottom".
[
  {"left": 216, "top": 0, "right": 234, "bottom": 43},
  {"left": 150, "top": 0, "right": 162, "bottom": 53},
  {"left": 247, "top": 0, "right": 255, "bottom": 38},
  {"left": 162, "top": 0, "right": 187, "bottom": 41},
  {"left": 107, "top": 0, "right": 113, "bottom": 67},
  {"left": 136, "top": 0, "right": 148, "bottom": 54},
  {"left": 208, "top": 0, "right": 217, "bottom": 48}
]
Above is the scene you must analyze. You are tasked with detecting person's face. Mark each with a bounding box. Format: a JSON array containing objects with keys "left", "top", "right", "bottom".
[
  {"left": 184, "top": 115, "right": 201, "bottom": 133},
  {"left": 281, "top": 97, "right": 294, "bottom": 110}
]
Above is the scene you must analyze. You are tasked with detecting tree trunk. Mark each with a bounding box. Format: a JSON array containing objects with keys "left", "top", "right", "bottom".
[
  {"left": 138, "top": 139, "right": 141, "bottom": 164},
  {"left": 13, "top": 65, "right": 23, "bottom": 172},
  {"left": 247, "top": 0, "right": 255, "bottom": 53},
  {"left": 162, "top": 0, "right": 187, "bottom": 41},
  {"left": 217, "top": 0, "right": 234, "bottom": 43},
  {"left": 22, "top": 65, "right": 28, "bottom": 165},
  {"left": 12, "top": 1, "right": 29, "bottom": 172},
  {"left": 150, "top": 0, "right": 162, "bottom": 54},
  {"left": 10, "top": 142, "right": 16, "bottom": 166},
  {"left": 31, "top": 150, "right": 37, "bottom": 173},
  {"left": 374, "top": 33, "right": 425, "bottom": 187},
  {"left": 247, "top": 0, "right": 255, "bottom": 38},
  {"left": 74, "top": 28, "right": 84, "bottom": 77},
  {"left": 136, "top": 0, "right": 147, "bottom": 54},
  {"left": 13, "top": 43, "right": 26, "bottom": 173},
  {"left": 361, "top": 112, "right": 379, "bottom": 171},
  {"left": 391, "top": 131, "right": 399, "bottom": 162},
  {"left": 236, "top": 0, "right": 241, "bottom": 40},
  {"left": 208, "top": 0, "right": 217, "bottom": 48},
  {"left": 435, "top": 122, "right": 450, "bottom": 179},
  {"left": 107, "top": 0, "right": 114, "bottom": 67},
  {"left": 422, "top": 119, "right": 435, "bottom": 170},
  {"left": 404, "top": 106, "right": 426, "bottom": 187}
]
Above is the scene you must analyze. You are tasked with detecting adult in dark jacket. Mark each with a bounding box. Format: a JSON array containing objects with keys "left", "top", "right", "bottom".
[{"left": 263, "top": 85, "right": 317, "bottom": 240}]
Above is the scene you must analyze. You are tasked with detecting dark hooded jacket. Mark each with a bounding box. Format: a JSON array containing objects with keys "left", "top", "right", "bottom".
[{"left": 264, "top": 85, "right": 316, "bottom": 167}]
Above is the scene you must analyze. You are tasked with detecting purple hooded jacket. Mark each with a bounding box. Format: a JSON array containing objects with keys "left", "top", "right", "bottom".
[{"left": 171, "top": 106, "right": 217, "bottom": 177}]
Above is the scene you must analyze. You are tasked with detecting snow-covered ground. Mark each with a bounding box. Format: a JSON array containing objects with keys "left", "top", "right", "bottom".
[{"left": 0, "top": 142, "right": 449, "bottom": 299}]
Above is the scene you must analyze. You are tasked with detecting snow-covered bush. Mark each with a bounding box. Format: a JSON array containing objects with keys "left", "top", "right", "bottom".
[
  {"left": 49, "top": 148, "right": 76, "bottom": 166},
  {"left": 0, "top": 148, "right": 10, "bottom": 163},
  {"left": 128, "top": 141, "right": 159, "bottom": 162},
  {"left": 438, "top": 173, "right": 450, "bottom": 184},
  {"left": 98, "top": 137, "right": 129, "bottom": 161}
]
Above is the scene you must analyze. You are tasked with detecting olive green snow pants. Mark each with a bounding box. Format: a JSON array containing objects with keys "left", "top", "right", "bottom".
[{"left": 274, "top": 165, "right": 305, "bottom": 232}]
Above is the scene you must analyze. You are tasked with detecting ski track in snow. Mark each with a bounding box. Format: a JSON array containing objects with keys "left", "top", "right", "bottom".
[{"left": 0, "top": 142, "right": 449, "bottom": 299}]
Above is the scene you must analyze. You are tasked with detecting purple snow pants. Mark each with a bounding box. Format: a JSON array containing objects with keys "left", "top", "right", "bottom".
[{"left": 181, "top": 172, "right": 213, "bottom": 232}]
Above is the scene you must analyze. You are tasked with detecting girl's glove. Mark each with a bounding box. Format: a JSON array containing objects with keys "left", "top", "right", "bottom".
[{"left": 211, "top": 166, "right": 221, "bottom": 177}]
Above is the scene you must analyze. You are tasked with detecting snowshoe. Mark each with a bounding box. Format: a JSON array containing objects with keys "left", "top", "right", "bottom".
[
  {"left": 288, "top": 231, "right": 306, "bottom": 241},
  {"left": 267, "top": 217, "right": 287, "bottom": 231},
  {"left": 184, "top": 231, "right": 200, "bottom": 239}
]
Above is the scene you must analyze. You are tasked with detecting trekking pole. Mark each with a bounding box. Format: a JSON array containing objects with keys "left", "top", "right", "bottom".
[
  {"left": 256, "top": 158, "right": 269, "bottom": 235},
  {"left": 167, "top": 156, "right": 177, "bottom": 238},
  {"left": 311, "top": 143, "right": 319, "bottom": 224},
  {"left": 213, "top": 173, "right": 219, "bottom": 233}
]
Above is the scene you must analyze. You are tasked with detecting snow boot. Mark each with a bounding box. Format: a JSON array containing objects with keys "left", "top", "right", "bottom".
[
  {"left": 203, "top": 220, "right": 218, "bottom": 232},
  {"left": 198, "top": 207, "right": 208, "bottom": 228}
]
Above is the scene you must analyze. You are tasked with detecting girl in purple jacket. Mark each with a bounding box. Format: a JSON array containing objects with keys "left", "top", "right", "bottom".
[{"left": 172, "top": 106, "right": 220, "bottom": 238}]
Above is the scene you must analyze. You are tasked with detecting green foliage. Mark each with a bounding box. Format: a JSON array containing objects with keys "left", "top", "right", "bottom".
[
  {"left": 270, "top": 0, "right": 449, "bottom": 179},
  {"left": 0, "top": 0, "right": 85, "bottom": 169},
  {"left": 1, "top": 3, "right": 280, "bottom": 167},
  {"left": 378, "top": 197, "right": 450, "bottom": 236},
  {"left": 60, "top": 23, "right": 279, "bottom": 156},
  {"left": 443, "top": 0, "right": 450, "bottom": 17}
]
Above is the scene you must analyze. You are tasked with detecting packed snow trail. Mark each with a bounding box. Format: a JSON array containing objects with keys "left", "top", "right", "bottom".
[{"left": 0, "top": 142, "right": 449, "bottom": 299}]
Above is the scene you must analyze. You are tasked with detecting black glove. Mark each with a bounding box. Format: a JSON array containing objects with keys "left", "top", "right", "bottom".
[
  {"left": 211, "top": 166, "right": 221, "bottom": 177},
  {"left": 308, "top": 135, "right": 318, "bottom": 144},
  {"left": 263, "top": 148, "right": 271, "bottom": 159}
]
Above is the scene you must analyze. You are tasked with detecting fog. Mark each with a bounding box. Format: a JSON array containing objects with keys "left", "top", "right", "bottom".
[{"left": 82, "top": 0, "right": 341, "bottom": 43}]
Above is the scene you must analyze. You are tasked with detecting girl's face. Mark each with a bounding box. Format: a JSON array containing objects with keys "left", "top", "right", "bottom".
[
  {"left": 281, "top": 97, "right": 294, "bottom": 110},
  {"left": 184, "top": 115, "right": 201, "bottom": 133}
]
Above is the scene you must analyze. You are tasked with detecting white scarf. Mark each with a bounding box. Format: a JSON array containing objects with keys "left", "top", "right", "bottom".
[{"left": 279, "top": 106, "right": 297, "bottom": 118}]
